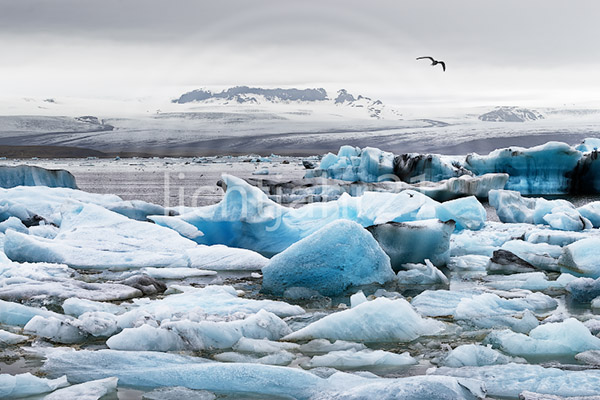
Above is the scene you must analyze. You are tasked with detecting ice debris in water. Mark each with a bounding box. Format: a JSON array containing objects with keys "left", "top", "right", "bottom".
[
  {"left": 261, "top": 219, "right": 395, "bottom": 296},
  {"left": 106, "top": 309, "right": 291, "bottom": 351},
  {"left": 0, "top": 373, "right": 68, "bottom": 399},
  {"left": 441, "top": 344, "right": 524, "bottom": 367},
  {"left": 41, "top": 377, "right": 118, "bottom": 400},
  {"left": 396, "top": 259, "right": 449, "bottom": 285},
  {"left": 484, "top": 318, "right": 600, "bottom": 358},
  {"left": 301, "top": 349, "right": 417, "bottom": 370},
  {"left": 284, "top": 297, "right": 444, "bottom": 342},
  {"left": 4, "top": 202, "right": 267, "bottom": 270},
  {"left": 151, "top": 174, "right": 486, "bottom": 256}
]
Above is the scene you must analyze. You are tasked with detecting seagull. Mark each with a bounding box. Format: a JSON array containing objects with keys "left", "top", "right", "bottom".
[{"left": 416, "top": 56, "right": 446, "bottom": 71}]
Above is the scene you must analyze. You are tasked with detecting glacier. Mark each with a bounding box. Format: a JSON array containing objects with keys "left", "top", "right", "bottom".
[{"left": 0, "top": 165, "right": 77, "bottom": 189}]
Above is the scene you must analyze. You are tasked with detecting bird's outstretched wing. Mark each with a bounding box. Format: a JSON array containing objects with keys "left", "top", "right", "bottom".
[
  {"left": 416, "top": 56, "right": 434, "bottom": 61},
  {"left": 439, "top": 61, "right": 446, "bottom": 71}
]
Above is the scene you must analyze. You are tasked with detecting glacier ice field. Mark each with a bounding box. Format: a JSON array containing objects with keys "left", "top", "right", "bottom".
[{"left": 4, "top": 140, "right": 600, "bottom": 398}]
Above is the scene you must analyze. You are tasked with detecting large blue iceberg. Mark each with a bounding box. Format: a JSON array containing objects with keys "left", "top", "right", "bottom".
[
  {"left": 151, "top": 175, "right": 486, "bottom": 256},
  {"left": 261, "top": 220, "right": 394, "bottom": 296},
  {"left": 306, "top": 140, "right": 600, "bottom": 194}
]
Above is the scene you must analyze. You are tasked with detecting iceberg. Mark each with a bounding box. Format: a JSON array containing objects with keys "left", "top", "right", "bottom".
[
  {"left": 559, "top": 238, "right": 600, "bottom": 278},
  {"left": 411, "top": 290, "right": 478, "bottom": 317},
  {"left": 489, "top": 190, "right": 591, "bottom": 231},
  {"left": 37, "top": 347, "right": 485, "bottom": 400},
  {"left": 485, "top": 318, "right": 600, "bottom": 358},
  {"left": 232, "top": 337, "right": 300, "bottom": 353},
  {"left": 396, "top": 259, "right": 449, "bottom": 285},
  {"left": 0, "top": 373, "right": 68, "bottom": 399},
  {"left": 305, "top": 146, "right": 395, "bottom": 182},
  {"left": 500, "top": 240, "right": 562, "bottom": 271},
  {"left": 577, "top": 201, "right": 600, "bottom": 227},
  {"left": 465, "top": 141, "right": 581, "bottom": 194},
  {"left": 454, "top": 293, "right": 555, "bottom": 332},
  {"left": 366, "top": 220, "right": 453, "bottom": 270},
  {"left": 253, "top": 173, "right": 508, "bottom": 204},
  {"left": 566, "top": 276, "right": 600, "bottom": 303},
  {"left": 4, "top": 202, "right": 266, "bottom": 270},
  {"left": 0, "top": 165, "right": 77, "bottom": 189},
  {"left": 485, "top": 272, "right": 576, "bottom": 292},
  {"left": 116, "top": 285, "right": 304, "bottom": 326},
  {"left": 432, "top": 363, "right": 600, "bottom": 398},
  {"left": 301, "top": 349, "right": 417, "bottom": 370},
  {"left": 153, "top": 175, "right": 486, "bottom": 256},
  {"left": 0, "top": 185, "right": 170, "bottom": 225},
  {"left": 214, "top": 350, "right": 294, "bottom": 366},
  {"left": 261, "top": 220, "right": 394, "bottom": 296},
  {"left": 298, "top": 339, "right": 367, "bottom": 355},
  {"left": 0, "top": 329, "right": 27, "bottom": 345},
  {"left": 441, "top": 344, "right": 521, "bottom": 367},
  {"left": 41, "top": 377, "right": 118, "bottom": 400},
  {"left": 107, "top": 309, "right": 291, "bottom": 351},
  {"left": 24, "top": 315, "right": 87, "bottom": 344},
  {"left": 0, "top": 299, "right": 64, "bottom": 327},
  {"left": 284, "top": 297, "right": 445, "bottom": 343}
]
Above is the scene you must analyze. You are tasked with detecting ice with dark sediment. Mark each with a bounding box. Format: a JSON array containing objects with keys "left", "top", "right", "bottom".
[
  {"left": 151, "top": 174, "right": 486, "bottom": 256},
  {"left": 0, "top": 165, "right": 77, "bottom": 189},
  {"left": 306, "top": 140, "right": 600, "bottom": 194}
]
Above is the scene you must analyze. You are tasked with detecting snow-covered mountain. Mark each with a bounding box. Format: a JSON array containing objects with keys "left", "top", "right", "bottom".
[
  {"left": 478, "top": 106, "right": 544, "bottom": 122},
  {"left": 173, "top": 86, "right": 400, "bottom": 120}
]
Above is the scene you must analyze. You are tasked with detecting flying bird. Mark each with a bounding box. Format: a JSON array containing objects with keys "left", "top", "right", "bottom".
[{"left": 416, "top": 56, "right": 446, "bottom": 71}]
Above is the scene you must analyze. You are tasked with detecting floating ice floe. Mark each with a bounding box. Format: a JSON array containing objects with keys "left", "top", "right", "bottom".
[
  {"left": 566, "top": 276, "right": 600, "bottom": 303},
  {"left": 37, "top": 347, "right": 485, "bottom": 400},
  {"left": 366, "top": 219, "right": 453, "bottom": 270},
  {"left": 106, "top": 309, "right": 291, "bottom": 351},
  {"left": 0, "top": 299, "right": 65, "bottom": 327},
  {"left": 41, "top": 377, "right": 118, "bottom": 400},
  {"left": 152, "top": 174, "right": 486, "bottom": 256},
  {"left": 396, "top": 260, "right": 449, "bottom": 286},
  {"left": 0, "top": 165, "right": 77, "bottom": 189},
  {"left": 484, "top": 272, "right": 576, "bottom": 292},
  {"left": 465, "top": 141, "right": 582, "bottom": 194},
  {"left": 261, "top": 220, "right": 394, "bottom": 296},
  {"left": 450, "top": 222, "right": 538, "bottom": 257},
  {"left": 500, "top": 240, "right": 562, "bottom": 271},
  {"left": 559, "top": 238, "right": 600, "bottom": 278},
  {"left": 301, "top": 349, "right": 417, "bottom": 370},
  {"left": 4, "top": 202, "right": 267, "bottom": 270},
  {"left": 251, "top": 173, "right": 508, "bottom": 204},
  {"left": 0, "top": 185, "right": 169, "bottom": 225},
  {"left": 575, "top": 349, "right": 600, "bottom": 366},
  {"left": 454, "top": 292, "right": 555, "bottom": 333},
  {"left": 298, "top": 339, "right": 367, "bottom": 355},
  {"left": 306, "top": 141, "right": 600, "bottom": 194},
  {"left": 232, "top": 337, "right": 300, "bottom": 353},
  {"left": 485, "top": 318, "right": 600, "bottom": 358},
  {"left": 142, "top": 387, "right": 216, "bottom": 400},
  {"left": 0, "top": 373, "right": 68, "bottom": 399},
  {"left": 214, "top": 350, "right": 295, "bottom": 366},
  {"left": 116, "top": 285, "right": 304, "bottom": 324},
  {"left": 284, "top": 297, "right": 444, "bottom": 343},
  {"left": 0, "top": 329, "right": 27, "bottom": 345},
  {"left": 441, "top": 344, "right": 523, "bottom": 367},
  {"left": 489, "top": 190, "right": 592, "bottom": 231},
  {"left": 431, "top": 363, "right": 600, "bottom": 398}
]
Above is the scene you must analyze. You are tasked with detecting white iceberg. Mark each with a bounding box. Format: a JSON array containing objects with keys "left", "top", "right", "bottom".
[
  {"left": 302, "top": 349, "right": 417, "bottom": 370},
  {"left": 0, "top": 373, "right": 68, "bottom": 399},
  {"left": 42, "top": 377, "right": 118, "bottom": 400},
  {"left": 485, "top": 318, "right": 600, "bottom": 357},
  {"left": 284, "top": 297, "right": 444, "bottom": 343},
  {"left": 441, "top": 344, "right": 522, "bottom": 367}
]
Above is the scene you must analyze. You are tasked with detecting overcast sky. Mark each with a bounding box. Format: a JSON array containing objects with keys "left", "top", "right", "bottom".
[{"left": 2, "top": 0, "right": 600, "bottom": 107}]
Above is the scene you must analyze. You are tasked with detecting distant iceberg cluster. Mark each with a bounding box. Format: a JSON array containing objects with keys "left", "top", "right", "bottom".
[
  {"left": 307, "top": 139, "right": 600, "bottom": 194},
  {"left": 3, "top": 138, "right": 600, "bottom": 398}
]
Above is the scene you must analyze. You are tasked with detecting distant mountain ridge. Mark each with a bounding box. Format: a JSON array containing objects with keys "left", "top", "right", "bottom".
[
  {"left": 172, "top": 86, "right": 398, "bottom": 119},
  {"left": 479, "top": 106, "right": 544, "bottom": 122}
]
